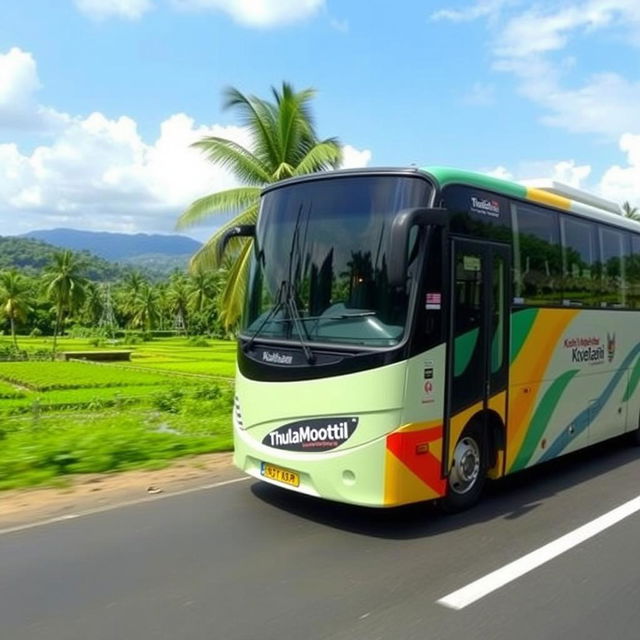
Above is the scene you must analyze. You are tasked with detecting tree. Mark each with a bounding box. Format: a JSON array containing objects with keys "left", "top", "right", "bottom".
[
  {"left": 188, "top": 270, "right": 217, "bottom": 315},
  {"left": 120, "top": 271, "right": 149, "bottom": 327},
  {"left": 176, "top": 82, "right": 342, "bottom": 327},
  {"left": 83, "top": 282, "right": 104, "bottom": 326},
  {"left": 623, "top": 201, "right": 640, "bottom": 221},
  {"left": 130, "top": 283, "right": 160, "bottom": 331},
  {"left": 167, "top": 276, "right": 190, "bottom": 334},
  {"left": 42, "top": 251, "right": 88, "bottom": 354},
  {"left": 0, "top": 270, "right": 32, "bottom": 347}
]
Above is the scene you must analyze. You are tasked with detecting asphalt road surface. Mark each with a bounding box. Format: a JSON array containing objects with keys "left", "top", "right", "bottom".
[{"left": 2, "top": 438, "right": 640, "bottom": 640}]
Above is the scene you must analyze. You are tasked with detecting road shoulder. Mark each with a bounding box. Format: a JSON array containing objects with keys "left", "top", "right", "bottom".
[{"left": 0, "top": 452, "right": 240, "bottom": 530}]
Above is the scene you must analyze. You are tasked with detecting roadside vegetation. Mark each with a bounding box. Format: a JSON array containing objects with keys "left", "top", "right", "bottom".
[{"left": 0, "top": 336, "right": 236, "bottom": 490}]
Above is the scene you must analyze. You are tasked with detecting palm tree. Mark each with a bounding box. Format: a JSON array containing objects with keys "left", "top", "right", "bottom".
[
  {"left": 120, "top": 272, "right": 149, "bottom": 326},
  {"left": 167, "top": 276, "right": 190, "bottom": 335},
  {"left": 623, "top": 201, "right": 640, "bottom": 221},
  {"left": 0, "top": 270, "right": 32, "bottom": 347},
  {"left": 83, "top": 282, "right": 104, "bottom": 326},
  {"left": 176, "top": 82, "right": 342, "bottom": 327},
  {"left": 43, "top": 251, "right": 87, "bottom": 354},
  {"left": 130, "top": 283, "right": 160, "bottom": 331},
  {"left": 188, "top": 270, "right": 217, "bottom": 315}
]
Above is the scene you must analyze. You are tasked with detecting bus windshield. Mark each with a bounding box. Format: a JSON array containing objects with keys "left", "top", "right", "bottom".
[{"left": 242, "top": 175, "right": 431, "bottom": 348}]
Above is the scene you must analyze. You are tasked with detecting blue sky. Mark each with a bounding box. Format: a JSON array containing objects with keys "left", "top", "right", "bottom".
[{"left": 1, "top": 0, "right": 639, "bottom": 239}]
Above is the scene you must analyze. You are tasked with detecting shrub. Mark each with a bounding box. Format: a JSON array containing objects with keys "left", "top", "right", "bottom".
[
  {"left": 152, "top": 387, "right": 185, "bottom": 413},
  {"left": 187, "top": 336, "right": 210, "bottom": 347}
]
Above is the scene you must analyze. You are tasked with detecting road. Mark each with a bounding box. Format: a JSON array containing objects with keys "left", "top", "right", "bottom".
[{"left": 1, "top": 439, "right": 639, "bottom": 640}]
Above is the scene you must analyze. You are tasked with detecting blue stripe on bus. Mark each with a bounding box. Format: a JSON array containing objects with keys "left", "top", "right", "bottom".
[{"left": 540, "top": 342, "right": 640, "bottom": 463}]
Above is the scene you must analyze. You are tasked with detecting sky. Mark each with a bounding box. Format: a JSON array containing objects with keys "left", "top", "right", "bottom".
[{"left": 1, "top": 0, "right": 640, "bottom": 240}]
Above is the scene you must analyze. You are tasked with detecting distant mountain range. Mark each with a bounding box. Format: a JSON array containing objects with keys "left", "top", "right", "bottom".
[{"left": 24, "top": 228, "right": 202, "bottom": 261}]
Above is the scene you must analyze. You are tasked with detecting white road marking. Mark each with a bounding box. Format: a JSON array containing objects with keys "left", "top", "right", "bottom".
[
  {"left": 437, "top": 494, "right": 640, "bottom": 610},
  {"left": 0, "top": 476, "right": 250, "bottom": 537}
]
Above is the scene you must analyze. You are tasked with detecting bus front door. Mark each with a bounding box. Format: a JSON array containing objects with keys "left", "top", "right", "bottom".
[{"left": 445, "top": 239, "right": 510, "bottom": 476}]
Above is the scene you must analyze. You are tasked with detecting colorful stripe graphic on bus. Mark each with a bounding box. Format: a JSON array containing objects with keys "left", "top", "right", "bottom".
[
  {"left": 507, "top": 306, "right": 640, "bottom": 472},
  {"left": 384, "top": 422, "right": 446, "bottom": 505}
]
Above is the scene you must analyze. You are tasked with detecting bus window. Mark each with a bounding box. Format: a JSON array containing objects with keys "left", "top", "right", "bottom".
[
  {"left": 599, "top": 226, "right": 627, "bottom": 308},
  {"left": 628, "top": 235, "right": 640, "bottom": 309},
  {"left": 512, "top": 204, "right": 562, "bottom": 305},
  {"left": 562, "top": 217, "right": 599, "bottom": 307}
]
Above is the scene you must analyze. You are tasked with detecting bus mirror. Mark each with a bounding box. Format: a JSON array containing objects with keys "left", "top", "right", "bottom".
[
  {"left": 388, "top": 208, "right": 447, "bottom": 288},
  {"left": 218, "top": 224, "right": 256, "bottom": 262}
]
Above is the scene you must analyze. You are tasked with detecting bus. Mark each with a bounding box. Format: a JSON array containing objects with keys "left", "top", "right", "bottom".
[{"left": 225, "top": 166, "right": 640, "bottom": 511}]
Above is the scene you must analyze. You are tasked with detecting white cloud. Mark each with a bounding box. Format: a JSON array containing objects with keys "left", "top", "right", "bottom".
[
  {"left": 339, "top": 144, "right": 371, "bottom": 169},
  {"left": 170, "top": 0, "right": 324, "bottom": 27},
  {"left": 463, "top": 82, "right": 495, "bottom": 106},
  {"left": 0, "top": 46, "right": 367, "bottom": 236},
  {"left": 484, "top": 137, "right": 640, "bottom": 209},
  {"left": 598, "top": 133, "right": 640, "bottom": 206},
  {"left": 0, "top": 111, "right": 248, "bottom": 235},
  {"left": 485, "top": 165, "right": 513, "bottom": 180},
  {"left": 0, "top": 47, "right": 68, "bottom": 131},
  {"left": 431, "top": 0, "right": 511, "bottom": 23},
  {"left": 484, "top": 159, "right": 591, "bottom": 187},
  {"left": 74, "top": 0, "right": 153, "bottom": 20},
  {"left": 435, "top": 0, "right": 640, "bottom": 139}
]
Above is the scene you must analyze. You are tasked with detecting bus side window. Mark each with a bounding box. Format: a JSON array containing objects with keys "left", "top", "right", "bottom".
[
  {"left": 512, "top": 204, "right": 562, "bottom": 305},
  {"left": 561, "top": 216, "right": 599, "bottom": 307},
  {"left": 599, "top": 226, "right": 627, "bottom": 308},
  {"left": 627, "top": 235, "right": 640, "bottom": 309}
]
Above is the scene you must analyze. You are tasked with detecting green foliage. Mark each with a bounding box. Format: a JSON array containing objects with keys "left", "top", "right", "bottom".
[
  {"left": 0, "top": 336, "right": 236, "bottom": 490},
  {"left": 0, "top": 361, "right": 177, "bottom": 391},
  {"left": 0, "top": 411, "right": 229, "bottom": 489},
  {"left": 177, "top": 82, "right": 342, "bottom": 328}
]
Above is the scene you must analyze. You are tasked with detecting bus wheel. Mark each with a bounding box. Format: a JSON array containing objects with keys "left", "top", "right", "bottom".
[{"left": 440, "top": 422, "right": 487, "bottom": 513}]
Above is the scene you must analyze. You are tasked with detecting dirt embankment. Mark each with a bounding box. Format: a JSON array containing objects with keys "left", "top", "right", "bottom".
[{"left": 0, "top": 452, "right": 240, "bottom": 530}]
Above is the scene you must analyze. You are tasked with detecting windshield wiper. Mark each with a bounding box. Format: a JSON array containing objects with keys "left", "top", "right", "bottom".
[
  {"left": 243, "top": 282, "right": 316, "bottom": 364},
  {"left": 244, "top": 204, "right": 316, "bottom": 364}
]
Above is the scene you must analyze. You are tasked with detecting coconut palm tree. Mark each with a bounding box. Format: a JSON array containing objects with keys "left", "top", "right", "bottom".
[
  {"left": 42, "top": 251, "right": 88, "bottom": 354},
  {"left": 167, "top": 275, "right": 190, "bottom": 335},
  {"left": 83, "top": 281, "right": 104, "bottom": 326},
  {"left": 0, "top": 270, "right": 32, "bottom": 347},
  {"left": 120, "top": 271, "right": 148, "bottom": 324},
  {"left": 188, "top": 270, "right": 217, "bottom": 315},
  {"left": 623, "top": 201, "right": 640, "bottom": 221},
  {"left": 130, "top": 283, "right": 160, "bottom": 332},
  {"left": 176, "top": 82, "right": 342, "bottom": 327}
]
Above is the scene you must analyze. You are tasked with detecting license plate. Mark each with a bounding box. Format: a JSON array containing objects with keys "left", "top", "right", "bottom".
[{"left": 261, "top": 462, "right": 300, "bottom": 487}]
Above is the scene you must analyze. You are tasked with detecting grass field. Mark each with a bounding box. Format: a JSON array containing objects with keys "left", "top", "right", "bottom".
[{"left": 0, "top": 336, "right": 237, "bottom": 490}]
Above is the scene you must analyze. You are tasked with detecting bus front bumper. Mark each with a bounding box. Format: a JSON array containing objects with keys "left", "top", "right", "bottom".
[{"left": 233, "top": 422, "right": 447, "bottom": 508}]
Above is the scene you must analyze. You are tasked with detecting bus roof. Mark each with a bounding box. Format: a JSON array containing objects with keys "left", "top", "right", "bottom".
[{"left": 422, "top": 165, "right": 640, "bottom": 233}]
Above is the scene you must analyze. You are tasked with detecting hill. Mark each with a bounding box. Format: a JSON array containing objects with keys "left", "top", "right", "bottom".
[
  {"left": 0, "top": 236, "right": 130, "bottom": 281},
  {"left": 24, "top": 228, "right": 201, "bottom": 261}
]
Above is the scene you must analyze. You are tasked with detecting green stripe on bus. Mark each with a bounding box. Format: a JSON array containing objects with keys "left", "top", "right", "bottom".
[
  {"left": 421, "top": 166, "right": 527, "bottom": 199},
  {"left": 510, "top": 369, "right": 579, "bottom": 472},
  {"left": 454, "top": 328, "right": 479, "bottom": 377},
  {"left": 510, "top": 308, "right": 539, "bottom": 364}
]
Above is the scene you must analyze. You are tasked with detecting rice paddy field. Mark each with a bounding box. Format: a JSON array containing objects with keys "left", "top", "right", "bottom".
[{"left": 0, "top": 336, "right": 238, "bottom": 490}]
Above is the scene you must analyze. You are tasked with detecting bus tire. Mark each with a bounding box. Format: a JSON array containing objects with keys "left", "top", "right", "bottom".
[{"left": 440, "top": 421, "right": 488, "bottom": 513}]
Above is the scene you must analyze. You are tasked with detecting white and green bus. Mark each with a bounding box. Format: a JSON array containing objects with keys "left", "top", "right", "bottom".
[{"left": 226, "top": 167, "right": 640, "bottom": 510}]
